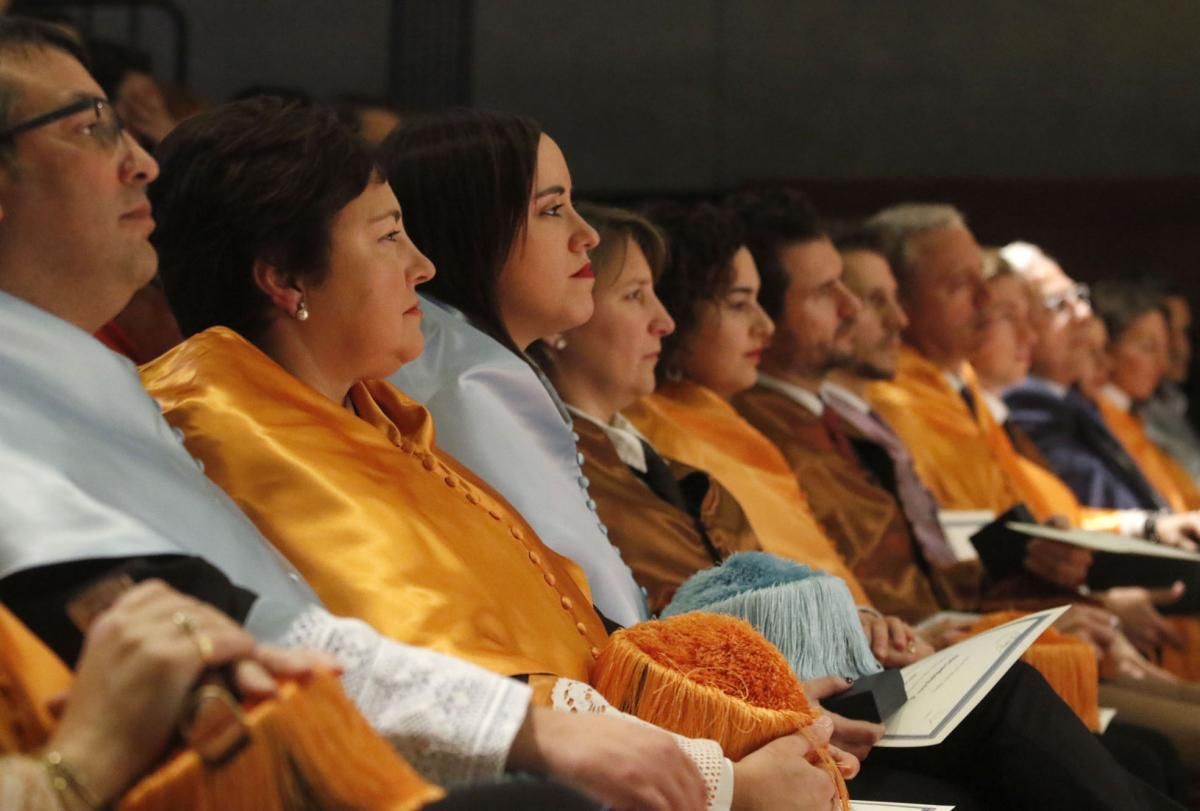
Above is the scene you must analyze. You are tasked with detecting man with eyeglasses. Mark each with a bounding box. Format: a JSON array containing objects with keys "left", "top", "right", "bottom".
[
  {"left": 0, "top": 42, "right": 158, "bottom": 335},
  {"left": 0, "top": 19, "right": 723, "bottom": 811},
  {"left": 864, "top": 207, "right": 1200, "bottom": 676},
  {"left": 1001, "top": 242, "right": 1170, "bottom": 513}
]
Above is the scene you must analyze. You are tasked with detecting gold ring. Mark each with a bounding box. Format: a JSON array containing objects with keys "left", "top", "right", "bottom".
[
  {"left": 906, "top": 641, "right": 917, "bottom": 653},
  {"left": 172, "top": 610, "right": 215, "bottom": 661}
]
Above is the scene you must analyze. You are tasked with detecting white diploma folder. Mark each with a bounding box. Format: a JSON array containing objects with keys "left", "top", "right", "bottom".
[
  {"left": 1007, "top": 521, "right": 1200, "bottom": 562},
  {"left": 876, "top": 605, "right": 1070, "bottom": 748}
]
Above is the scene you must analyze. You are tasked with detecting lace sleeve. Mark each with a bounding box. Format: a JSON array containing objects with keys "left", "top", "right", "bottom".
[
  {"left": 0, "top": 756, "right": 59, "bottom": 811},
  {"left": 280, "top": 607, "right": 531, "bottom": 786},
  {"left": 549, "top": 678, "right": 735, "bottom": 811}
]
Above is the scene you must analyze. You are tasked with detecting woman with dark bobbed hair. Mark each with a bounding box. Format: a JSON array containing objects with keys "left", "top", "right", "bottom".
[
  {"left": 381, "top": 111, "right": 653, "bottom": 629},
  {"left": 141, "top": 98, "right": 853, "bottom": 811}
]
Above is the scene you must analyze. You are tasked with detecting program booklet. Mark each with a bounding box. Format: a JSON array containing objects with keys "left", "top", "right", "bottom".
[{"left": 876, "top": 605, "right": 1069, "bottom": 748}]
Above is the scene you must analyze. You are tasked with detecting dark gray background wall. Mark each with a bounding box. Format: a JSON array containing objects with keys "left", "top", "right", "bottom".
[
  {"left": 77, "top": 0, "right": 391, "bottom": 101},
  {"left": 74, "top": 1, "right": 1200, "bottom": 193},
  {"left": 472, "top": 1, "right": 1200, "bottom": 192}
]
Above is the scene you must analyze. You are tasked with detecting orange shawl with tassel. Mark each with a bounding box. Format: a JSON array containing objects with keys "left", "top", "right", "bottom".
[
  {"left": 0, "top": 604, "right": 441, "bottom": 810},
  {"left": 141, "top": 328, "right": 608, "bottom": 683},
  {"left": 625, "top": 381, "right": 870, "bottom": 605}
]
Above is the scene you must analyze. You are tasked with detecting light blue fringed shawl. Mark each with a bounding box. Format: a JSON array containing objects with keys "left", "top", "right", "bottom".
[{"left": 663, "top": 552, "right": 882, "bottom": 681}]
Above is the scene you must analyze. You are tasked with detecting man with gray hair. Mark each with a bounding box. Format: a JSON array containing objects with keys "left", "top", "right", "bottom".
[
  {"left": 1001, "top": 241, "right": 1168, "bottom": 513},
  {"left": 863, "top": 203, "right": 1200, "bottom": 666}
]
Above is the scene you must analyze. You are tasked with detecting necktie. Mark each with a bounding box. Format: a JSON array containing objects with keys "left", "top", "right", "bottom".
[
  {"left": 959, "top": 385, "right": 977, "bottom": 418},
  {"left": 825, "top": 399, "right": 961, "bottom": 569},
  {"left": 820, "top": 408, "right": 861, "bottom": 467},
  {"left": 633, "top": 439, "right": 722, "bottom": 564},
  {"left": 635, "top": 438, "right": 690, "bottom": 515}
]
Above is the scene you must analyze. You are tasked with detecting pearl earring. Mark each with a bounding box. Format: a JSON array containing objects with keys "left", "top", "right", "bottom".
[
  {"left": 552, "top": 336, "right": 567, "bottom": 351},
  {"left": 296, "top": 300, "right": 310, "bottom": 321}
]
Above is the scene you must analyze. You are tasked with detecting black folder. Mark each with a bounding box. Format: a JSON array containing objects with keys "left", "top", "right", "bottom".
[{"left": 821, "top": 668, "right": 907, "bottom": 723}]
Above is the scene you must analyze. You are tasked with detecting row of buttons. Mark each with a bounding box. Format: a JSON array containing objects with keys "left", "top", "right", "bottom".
[{"left": 399, "top": 435, "right": 602, "bottom": 660}]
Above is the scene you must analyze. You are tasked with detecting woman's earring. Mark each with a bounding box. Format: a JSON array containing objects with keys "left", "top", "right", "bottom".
[
  {"left": 295, "top": 299, "right": 310, "bottom": 322},
  {"left": 552, "top": 336, "right": 567, "bottom": 351}
]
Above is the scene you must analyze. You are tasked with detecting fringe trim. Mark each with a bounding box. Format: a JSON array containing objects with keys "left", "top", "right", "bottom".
[
  {"left": 591, "top": 613, "right": 849, "bottom": 808},
  {"left": 677, "top": 577, "right": 882, "bottom": 681},
  {"left": 119, "top": 672, "right": 444, "bottom": 811}
]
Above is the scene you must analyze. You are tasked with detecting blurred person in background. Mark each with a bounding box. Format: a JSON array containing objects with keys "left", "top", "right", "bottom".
[{"left": 1143, "top": 289, "right": 1200, "bottom": 484}]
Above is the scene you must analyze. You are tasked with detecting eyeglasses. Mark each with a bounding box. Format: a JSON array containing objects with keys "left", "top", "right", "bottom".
[
  {"left": 0, "top": 96, "right": 125, "bottom": 148},
  {"left": 1042, "top": 282, "right": 1090, "bottom": 314}
]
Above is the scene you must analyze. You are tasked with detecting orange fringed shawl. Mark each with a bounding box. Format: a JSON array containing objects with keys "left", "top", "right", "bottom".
[
  {"left": 0, "top": 605, "right": 441, "bottom": 810},
  {"left": 593, "top": 612, "right": 849, "bottom": 809}
]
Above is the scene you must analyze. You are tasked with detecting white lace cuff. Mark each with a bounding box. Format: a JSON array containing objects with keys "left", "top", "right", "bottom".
[
  {"left": 549, "top": 678, "right": 734, "bottom": 811},
  {"left": 279, "top": 607, "right": 531, "bottom": 786}
]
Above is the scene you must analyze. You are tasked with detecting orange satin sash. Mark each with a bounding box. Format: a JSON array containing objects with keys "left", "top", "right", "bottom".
[
  {"left": 869, "top": 347, "right": 1122, "bottom": 530},
  {"left": 625, "top": 382, "right": 870, "bottom": 605},
  {"left": 141, "top": 328, "right": 608, "bottom": 682},
  {"left": 1098, "top": 396, "right": 1200, "bottom": 513}
]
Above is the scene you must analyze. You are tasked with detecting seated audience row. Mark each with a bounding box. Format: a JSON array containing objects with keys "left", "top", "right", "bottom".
[{"left": 1, "top": 14, "right": 1198, "bottom": 810}]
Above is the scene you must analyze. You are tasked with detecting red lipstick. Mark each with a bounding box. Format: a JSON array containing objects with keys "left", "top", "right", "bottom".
[{"left": 572, "top": 262, "right": 594, "bottom": 279}]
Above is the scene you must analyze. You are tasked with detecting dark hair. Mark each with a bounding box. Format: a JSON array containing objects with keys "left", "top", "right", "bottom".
[
  {"left": 1091, "top": 280, "right": 1169, "bottom": 345},
  {"left": 724, "top": 186, "right": 825, "bottom": 322},
  {"left": 84, "top": 37, "right": 152, "bottom": 99},
  {"left": 230, "top": 84, "right": 312, "bottom": 105},
  {"left": 150, "top": 98, "right": 379, "bottom": 340},
  {"left": 0, "top": 17, "right": 90, "bottom": 133},
  {"left": 332, "top": 94, "right": 402, "bottom": 131},
  {"left": 831, "top": 222, "right": 886, "bottom": 257},
  {"left": 379, "top": 109, "right": 541, "bottom": 355},
  {"left": 576, "top": 202, "right": 666, "bottom": 286},
  {"left": 644, "top": 199, "right": 745, "bottom": 383}
]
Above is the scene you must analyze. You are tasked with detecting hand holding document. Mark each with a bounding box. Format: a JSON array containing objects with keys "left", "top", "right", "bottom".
[
  {"left": 1007, "top": 521, "right": 1200, "bottom": 596},
  {"left": 876, "top": 605, "right": 1069, "bottom": 748}
]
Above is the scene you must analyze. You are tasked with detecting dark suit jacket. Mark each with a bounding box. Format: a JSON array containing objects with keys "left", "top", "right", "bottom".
[{"left": 1004, "top": 378, "right": 1167, "bottom": 511}]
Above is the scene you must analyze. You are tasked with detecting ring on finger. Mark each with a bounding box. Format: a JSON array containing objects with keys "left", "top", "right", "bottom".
[{"left": 172, "top": 610, "right": 215, "bottom": 662}]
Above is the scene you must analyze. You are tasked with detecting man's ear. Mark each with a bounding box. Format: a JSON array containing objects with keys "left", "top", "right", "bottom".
[{"left": 252, "top": 258, "right": 303, "bottom": 317}]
